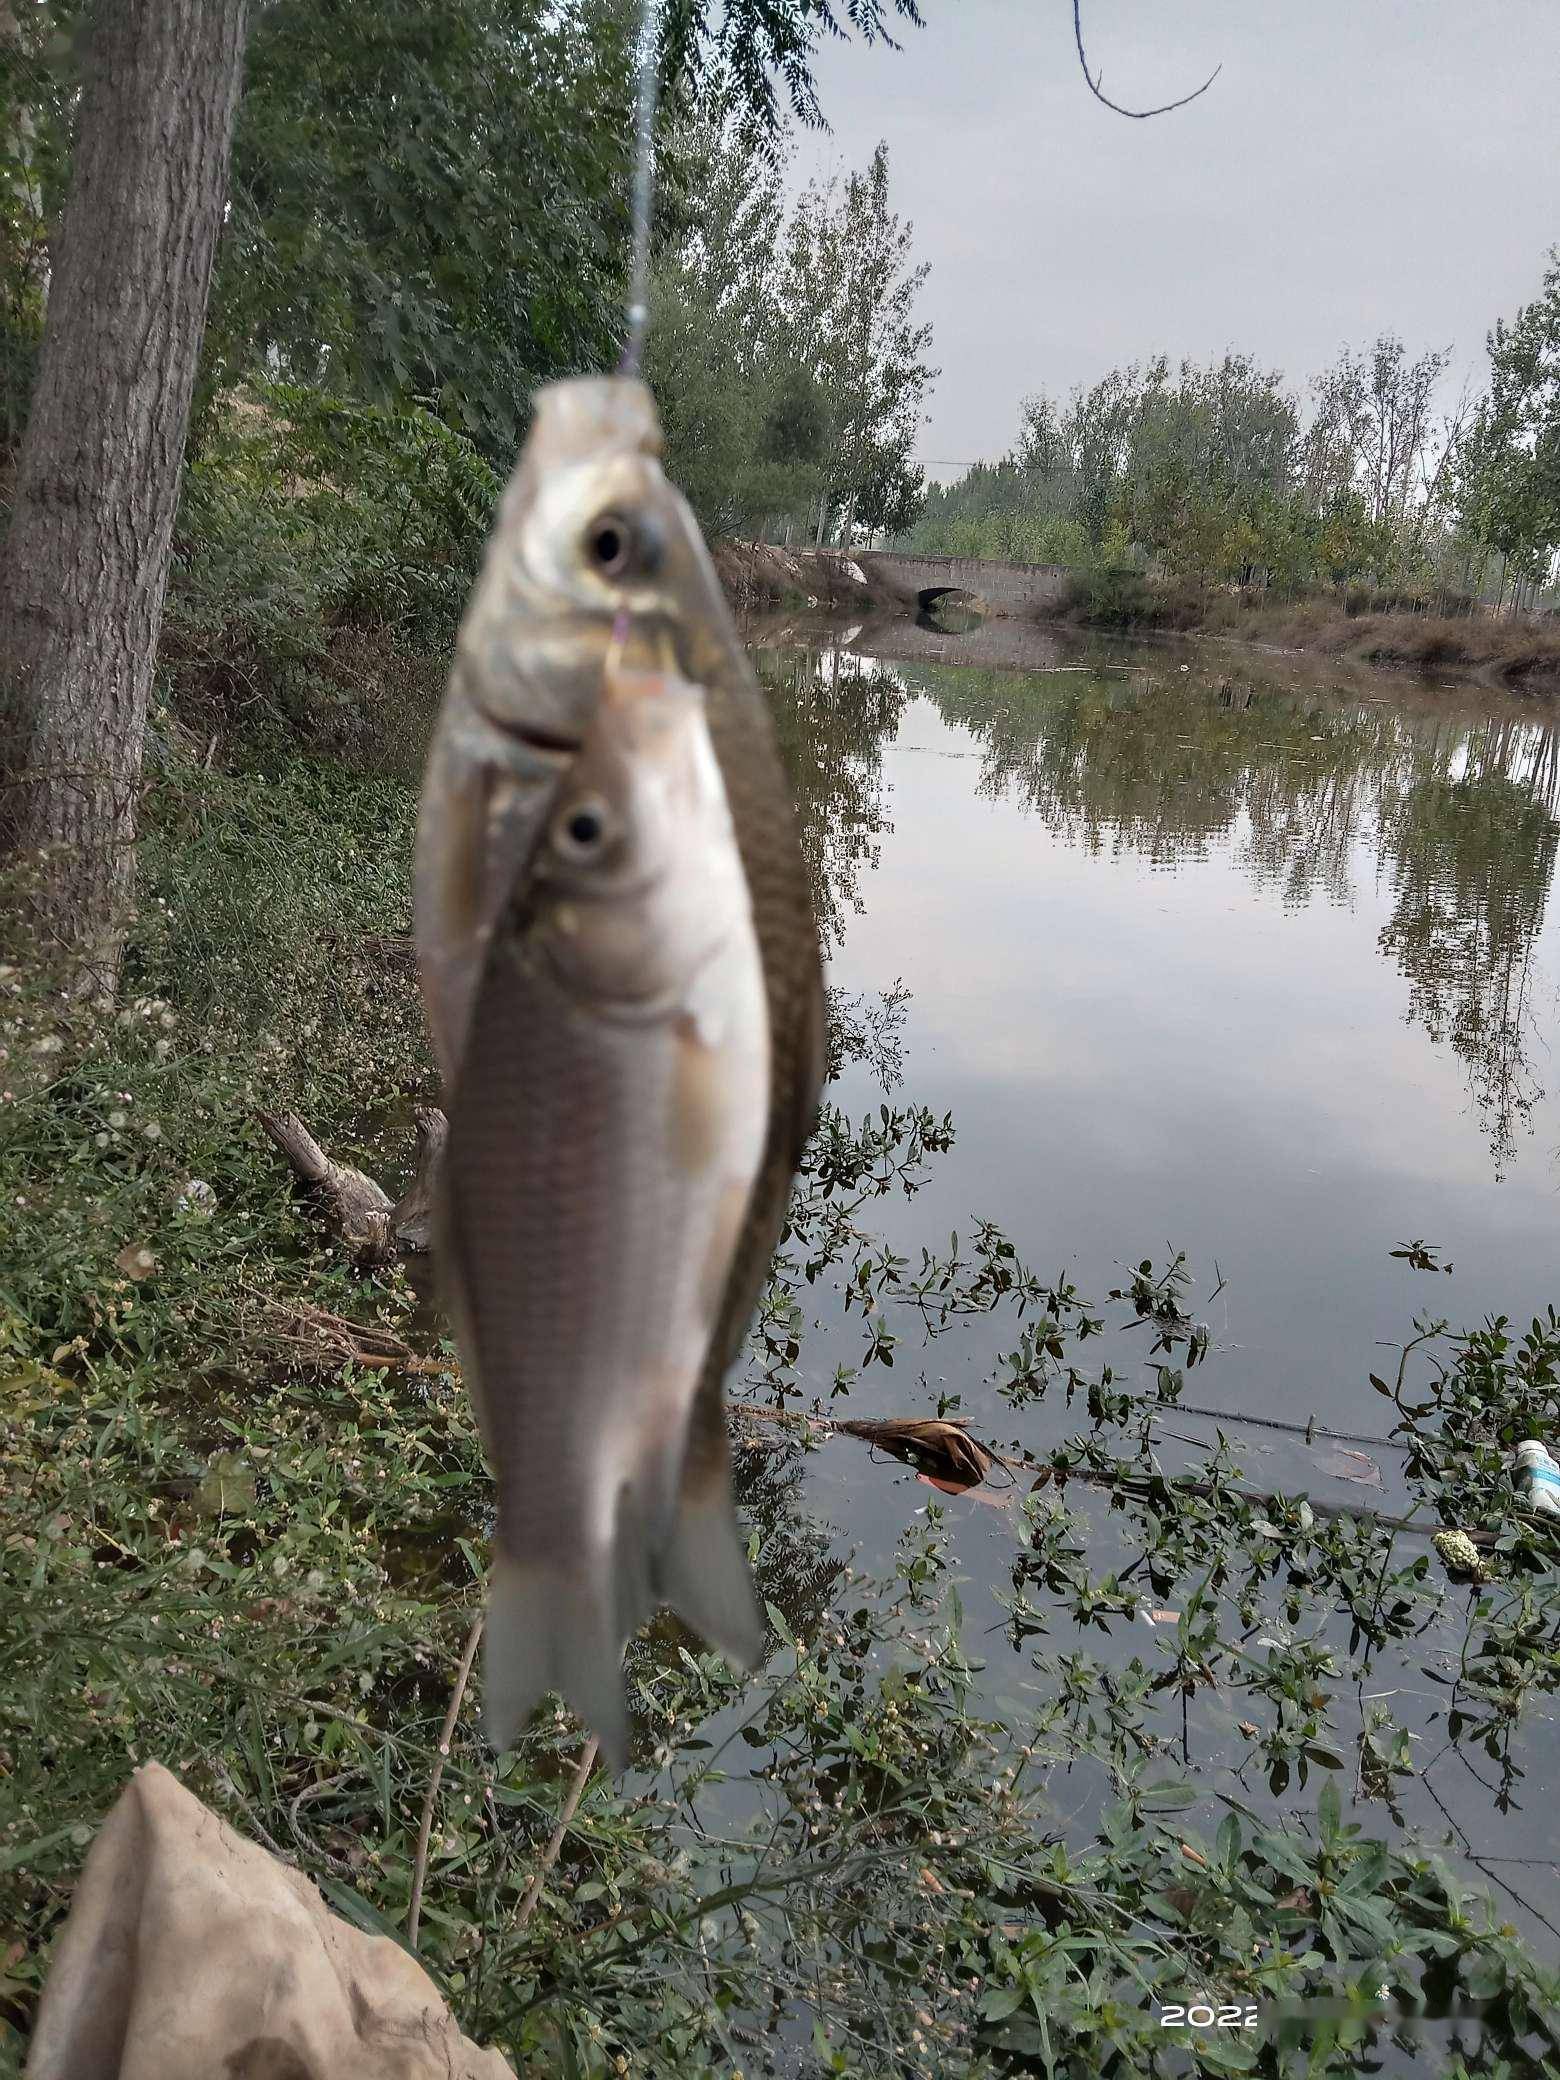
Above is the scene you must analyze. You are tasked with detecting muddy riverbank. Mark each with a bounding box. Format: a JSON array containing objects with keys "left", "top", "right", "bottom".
[{"left": 717, "top": 539, "right": 1560, "bottom": 698}]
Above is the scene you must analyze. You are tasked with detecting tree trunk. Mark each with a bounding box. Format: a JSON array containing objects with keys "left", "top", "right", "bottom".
[{"left": 0, "top": 0, "right": 249, "bottom": 991}]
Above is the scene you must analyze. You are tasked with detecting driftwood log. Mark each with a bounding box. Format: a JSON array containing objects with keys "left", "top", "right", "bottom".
[{"left": 256, "top": 1105, "right": 446, "bottom": 1263}]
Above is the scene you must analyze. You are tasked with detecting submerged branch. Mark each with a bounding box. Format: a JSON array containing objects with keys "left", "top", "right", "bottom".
[{"left": 727, "top": 1400, "right": 1499, "bottom": 1542}]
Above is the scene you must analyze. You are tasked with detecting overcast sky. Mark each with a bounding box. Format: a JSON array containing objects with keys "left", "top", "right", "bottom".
[{"left": 790, "top": 0, "right": 1560, "bottom": 478}]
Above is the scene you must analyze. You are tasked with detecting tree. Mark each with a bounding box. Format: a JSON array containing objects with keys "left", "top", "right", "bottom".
[
  {"left": 781, "top": 142, "right": 935, "bottom": 544},
  {"left": 916, "top": 337, "right": 1481, "bottom": 595},
  {"left": 0, "top": 0, "right": 75, "bottom": 458},
  {"left": 646, "top": 119, "right": 930, "bottom": 547},
  {"left": 202, "top": 0, "right": 636, "bottom": 465},
  {"left": 1456, "top": 250, "right": 1560, "bottom": 609},
  {"left": 0, "top": 0, "right": 249, "bottom": 986},
  {"left": 660, "top": 0, "right": 928, "bottom": 135},
  {"left": 644, "top": 108, "right": 811, "bottom": 535},
  {"left": 1305, "top": 336, "right": 1453, "bottom": 582}
]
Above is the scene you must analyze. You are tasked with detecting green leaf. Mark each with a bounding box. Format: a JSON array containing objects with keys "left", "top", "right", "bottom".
[
  {"left": 1137, "top": 1780, "right": 1198, "bottom": 1812},
  {"left": 1317, "top": 1778, "right": 1343, "bottom": 1837},
  {"left": 979, "top": 1985, "right": 1027, "bottom": 2021}
]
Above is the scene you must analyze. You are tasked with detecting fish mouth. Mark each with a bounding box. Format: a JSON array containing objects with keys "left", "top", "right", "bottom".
[{"left": 482, "top": 713, "right": 584, "bottom": 759}]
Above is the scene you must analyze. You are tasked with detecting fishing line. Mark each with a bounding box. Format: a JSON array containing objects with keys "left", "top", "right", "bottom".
[{"left": 618, "top": 0, "right": 666, "bottom": 378}]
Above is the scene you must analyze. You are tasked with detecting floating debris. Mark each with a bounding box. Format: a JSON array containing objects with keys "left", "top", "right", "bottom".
[{"left": 1513, "top": 1439, "right": 1560, "bottom": 1518}]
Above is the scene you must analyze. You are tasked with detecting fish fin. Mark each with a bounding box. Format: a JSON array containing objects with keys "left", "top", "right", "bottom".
[
  {"left": 485, "top": 1550, "right": 630, "bottom": 1771},
  {"left": 658, "top": 1461, "right": 765, "bottom": 1674},
  {"left": 610, "top": 1477, "right": 663, "bottom": 1653}
]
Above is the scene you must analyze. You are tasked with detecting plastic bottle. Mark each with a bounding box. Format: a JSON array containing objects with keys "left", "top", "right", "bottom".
[{"left": 1513, "top": 1440, "right": 1560, "bottom": 1517}]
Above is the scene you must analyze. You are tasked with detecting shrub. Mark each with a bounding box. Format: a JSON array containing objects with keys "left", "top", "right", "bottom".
[{"left": 165, "top": 384, "right": 499, "bottom": 760}]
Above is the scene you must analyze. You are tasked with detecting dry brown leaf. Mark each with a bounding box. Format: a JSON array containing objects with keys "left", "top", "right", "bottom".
[
  {"left": 840, "top": 1416, "right": 997, "bottom": 1486},
  {"left": 918, "top": 1867, "right": 945, "bottom": 1894},
  {"left": 916, "top": 1472, "right": 1011, "bottom": 1508},
  {"left": 115, "top": 1244, "right": 156, "bottom": 1281},
  {"left": 1180, "top": 1844, "right": 1208, "bottom": 1867}
]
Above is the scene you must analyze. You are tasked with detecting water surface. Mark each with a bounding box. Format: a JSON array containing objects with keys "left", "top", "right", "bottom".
[
  {"left": 766, "top": 625, "right": 1560, "bottom": 1430},
  {"left": 739, "top": 614, "right": 1560, "bottom": 1956}
]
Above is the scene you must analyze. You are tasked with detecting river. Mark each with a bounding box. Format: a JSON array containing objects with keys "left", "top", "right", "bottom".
[{"left": 726, "top": 611, "right": 1560, "bottom": 1975}]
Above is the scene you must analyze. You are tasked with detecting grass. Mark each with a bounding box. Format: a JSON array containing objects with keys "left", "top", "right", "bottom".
[{"left": 1, "top": 730, "right": 1558, "bottom": 2077}]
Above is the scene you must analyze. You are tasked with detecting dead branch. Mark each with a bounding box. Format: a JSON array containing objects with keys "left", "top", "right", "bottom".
[
  {"left": 256, "top": 1109, "right": 396, "bottom": 1261},
  {"left": 1072, "top": 0, "right": 1221, "bottom": 120},
  {"left": 407, "top": 1608, "right": 485, "bottom": 1951},
  {"left": 255, "top": 1104, "right": 447, "bottom": 1263},
  {"left": 249, "top": 1295, "right": 449, "bottom": 1376},
  {"left": 392, "top": 1105, "right": 448, "bottom": 1254},
  {"left": 515, "top": 1736, "right": 600, "bottom": 1934}
]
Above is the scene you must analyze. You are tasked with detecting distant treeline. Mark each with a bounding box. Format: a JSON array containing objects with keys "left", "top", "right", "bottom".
[{"left": 900, "top": 262, "right": 1560, "bottom": 614}]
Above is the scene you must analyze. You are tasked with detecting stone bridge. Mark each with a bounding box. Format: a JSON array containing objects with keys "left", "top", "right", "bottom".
[{"left": 786, "top": 549, "right": 1076, "bottom": 620}]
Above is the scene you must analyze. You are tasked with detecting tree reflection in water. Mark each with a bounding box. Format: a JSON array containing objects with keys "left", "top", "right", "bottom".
[
  {"left": 750, "top": 642, "right": 909, "bottom": 957},
  {"left": 752, "top": 632, "right": 1560, "bottom": 1180}
]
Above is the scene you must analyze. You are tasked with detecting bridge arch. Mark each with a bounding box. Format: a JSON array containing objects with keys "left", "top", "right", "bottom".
[{"left": 917, "top": 584, "right": 983, "bottom": 615}]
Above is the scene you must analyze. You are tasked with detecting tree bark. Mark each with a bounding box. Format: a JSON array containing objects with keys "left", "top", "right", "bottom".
[{"left": 0, "top": 0, "right": 249, "bottom": 990}]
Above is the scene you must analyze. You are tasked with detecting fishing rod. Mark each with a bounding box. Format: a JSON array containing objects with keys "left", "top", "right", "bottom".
[{"left": 619, "top": 0, "right": 666, "bottom": 377}]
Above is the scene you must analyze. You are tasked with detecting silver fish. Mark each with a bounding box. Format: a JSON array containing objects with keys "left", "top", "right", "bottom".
[
  {"left": 437, "top": 657, "right": 768, "bottom": 1763},
  {"left": 416, "top": 376, "right": 826, "bottom": 1760}
]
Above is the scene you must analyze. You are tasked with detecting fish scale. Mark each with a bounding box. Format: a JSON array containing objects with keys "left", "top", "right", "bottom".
[{"left": 446, "top": 943, "right": 700, "bottom": 1740}]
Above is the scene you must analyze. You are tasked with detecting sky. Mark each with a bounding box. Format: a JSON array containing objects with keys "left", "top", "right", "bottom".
[{"left": 790, "top": 0, "right": 1560, "bottom": 478}]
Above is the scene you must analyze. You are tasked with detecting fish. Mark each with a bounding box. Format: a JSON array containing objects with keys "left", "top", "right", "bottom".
[
  {"left": 437, "top": 655, "right": 770, "bottom": 1764},
  {"left": 415, "top": 376, "right": 826, "bottom": 1761}
]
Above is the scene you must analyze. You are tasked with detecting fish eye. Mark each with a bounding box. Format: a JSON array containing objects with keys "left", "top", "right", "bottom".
[
  {"left": 552, "top": 794, "right": 612, "bottom": 861},
  {"left": 586, "top": 513, "right": 632, "bottom": 577},
  {"left": 583, "top": 510, "right": 662, "bottom": 581}
]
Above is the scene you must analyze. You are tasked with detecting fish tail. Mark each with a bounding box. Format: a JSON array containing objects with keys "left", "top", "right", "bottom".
[
  {"left": 657, "top": 1455, "right": 765, "bottom": 1675},
  {"left": 484, "top": 1549, "right": 630, "bottom": 1769}
]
